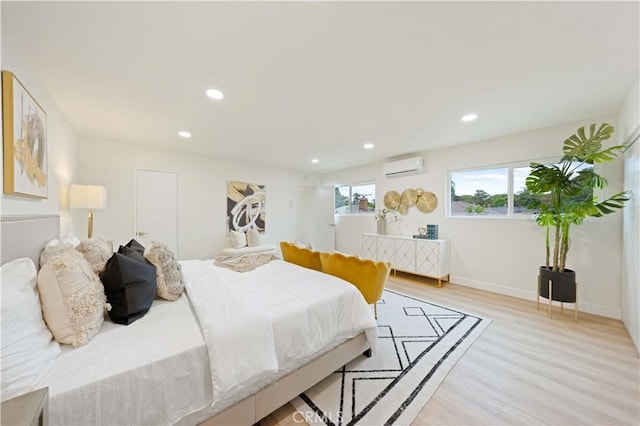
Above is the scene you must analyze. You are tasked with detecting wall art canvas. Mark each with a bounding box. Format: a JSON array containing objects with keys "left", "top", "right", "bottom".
[
  {"left": 227, "top": 181, "right": 266, "bottom": 233},
  {"left": 2, "top": 70, "right": 48, "bottom": 198}
]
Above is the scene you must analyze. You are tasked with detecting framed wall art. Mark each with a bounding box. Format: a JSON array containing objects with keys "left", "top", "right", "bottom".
[
  {"left": 2, "top": 70, "right": 48, "bottom": 198},
  {"left": 227, "top": 181, "right": 266, "bottom": 233}
]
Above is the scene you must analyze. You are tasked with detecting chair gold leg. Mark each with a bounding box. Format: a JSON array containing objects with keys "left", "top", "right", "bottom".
[
  {"left": 561, "top": 302, "right": 564, "bottom": 314},
  {"left": 373, "top": 303, "right": 378, "bottom": 319}
]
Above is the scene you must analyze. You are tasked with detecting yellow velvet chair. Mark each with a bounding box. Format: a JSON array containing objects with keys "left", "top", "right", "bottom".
[
  {"left": 319, "top": 251, "right": 391, "bottom": 318},
  {"left": 279, "top": 241, "right": 323, "bottom": 272}
]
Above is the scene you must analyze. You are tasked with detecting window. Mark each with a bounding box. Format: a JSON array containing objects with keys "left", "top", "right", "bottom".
[
  {"left": 335, "top": 183, "right": 376, "bottom": 214},
  {"left": 450, "top": 167, "right": 508, "bottom": 216},
  {"left": 449, "top": 161, "right": 592, "bottom": 217}
]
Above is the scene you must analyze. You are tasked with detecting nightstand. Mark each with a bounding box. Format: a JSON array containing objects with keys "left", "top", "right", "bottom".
[{"left": 1, "top": 387, "right": 48, "bottom": 426}]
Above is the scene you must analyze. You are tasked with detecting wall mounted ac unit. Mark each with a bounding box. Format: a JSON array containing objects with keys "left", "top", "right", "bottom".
[{"left": 383, "top": 156, "right": 424, "bottom": 177}]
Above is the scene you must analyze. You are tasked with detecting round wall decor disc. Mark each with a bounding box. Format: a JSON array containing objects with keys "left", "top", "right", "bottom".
[
  {"left": 401, "top": 188, "right": 418, "bottom": 207},
  {"left": 398, "top": 203, "right": 409, "bottom": 215},
  {"left": 416, "top": 187, "right": 424, "bottom": 196},
  {"left": 416, "top": 191, "right": 438, "bottom": 213},
  {"left": 383, "top": 191, "right": 401, "bottom": 209}
]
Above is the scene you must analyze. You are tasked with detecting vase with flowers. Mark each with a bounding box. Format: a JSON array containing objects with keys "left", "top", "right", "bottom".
[{"left": 374, "top": 208, "right": 399, "bottom": 235}]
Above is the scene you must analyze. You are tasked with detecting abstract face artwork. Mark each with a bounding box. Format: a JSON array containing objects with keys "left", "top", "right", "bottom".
[{"left": 227, "top": 181, "right": 266, "bottom": 233}]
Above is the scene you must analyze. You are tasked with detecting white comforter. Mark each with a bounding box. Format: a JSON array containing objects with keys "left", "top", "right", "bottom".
[{"left": 182, "top": 259, "right": 378, "bottom": 413}]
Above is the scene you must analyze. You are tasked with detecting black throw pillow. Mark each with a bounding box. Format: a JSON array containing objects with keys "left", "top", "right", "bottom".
[
  {"left": 99, "top": 252, "right": 156, "bottom": 325},
  {"left": 121, "top": 239, "right": 145, "bottom": 257},
  {"left": 118, "top": 245, "right": 145, "bottom": 263}
]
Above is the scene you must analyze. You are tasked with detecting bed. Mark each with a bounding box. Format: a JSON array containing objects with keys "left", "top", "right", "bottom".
[{"left": 0, "top": 215, "right": 377, "bottom": 425}]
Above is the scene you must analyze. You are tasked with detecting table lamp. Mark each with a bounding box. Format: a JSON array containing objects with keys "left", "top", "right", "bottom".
[{"left": 70, "top": 184, "right": 107, "bottom": 238}]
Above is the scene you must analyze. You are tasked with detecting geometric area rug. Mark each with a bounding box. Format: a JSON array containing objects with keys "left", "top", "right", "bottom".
[{"left": 291, "top": 289, "right": 491, "bottom": 425}]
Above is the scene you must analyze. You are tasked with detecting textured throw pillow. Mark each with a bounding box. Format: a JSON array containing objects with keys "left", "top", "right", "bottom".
[
  {"left": 246, "top": 228, "right": 261, "bottom": 247},
  {"left": 1, "top": 258, "right": 61, "bottom": 401},
  {"left": 99, "top": 252, "right": 156, "bottom": 325},
  {"left": 76, "top": 236, "right": 112, "bottom": 273},
  {"left": 37, "top": 250, "right": 108, "bottom": 348},
  {"left": 230, "top": 230, "right": 247, "bottom": 248},
  {"left": 144, "top": 241, "right": 184, "bottom": 301},
  {"left": 40, "top": 239, "right": 75, "bottom": 268}
]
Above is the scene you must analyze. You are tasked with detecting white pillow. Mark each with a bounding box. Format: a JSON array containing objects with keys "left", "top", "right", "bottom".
[
  {"left": 144, "top": 241, "right": 184, "bottom": 301},
  {"left": 38, "top": 250, "right": 108, "bottom": 348},
  {"left": 1, "top": 258, "right": 60, "bottom": 402},
  {"left": 246, "top": 228, "right": 261, "bottom": 247},
  {"left": 230, "top": 230, "right": 247, "bottom": 248}
]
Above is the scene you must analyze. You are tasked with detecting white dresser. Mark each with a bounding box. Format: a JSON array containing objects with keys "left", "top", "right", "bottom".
[{"left": 362, "top": 233, "right": 450, "bottom": 287}]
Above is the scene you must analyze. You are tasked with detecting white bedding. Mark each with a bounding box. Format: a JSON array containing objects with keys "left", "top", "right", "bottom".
[
  {"left": 182, "top": 259, "right": 378, "bottom": 414},
  {"left": 31, "top": 259, "right": 377, "bottom": 425},
  {"left": 35, "top": 296, "right": 212, "bottom": 426}
]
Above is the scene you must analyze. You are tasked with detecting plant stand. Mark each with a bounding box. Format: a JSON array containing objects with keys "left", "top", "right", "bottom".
[{"left": 537, "top": 278, "right": 578, "bottom": 321}]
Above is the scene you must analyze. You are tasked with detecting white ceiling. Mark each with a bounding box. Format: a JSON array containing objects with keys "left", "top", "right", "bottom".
[{"left": 2, "top": 1, "right": 638, "bottom": 173}]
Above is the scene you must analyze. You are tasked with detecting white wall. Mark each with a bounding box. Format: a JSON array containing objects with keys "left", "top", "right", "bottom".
[
  {"left": 74, "top": 139, "right": 314, "bottom": 260},
  {"left": 320, "top": 117, "right": 626, "bottom": 319},
  {"left": 619, "top": 77, "right": 639, "bottom": 352},
  {"left": 0, "top": 32, "right": 78, "bottom": 234}
]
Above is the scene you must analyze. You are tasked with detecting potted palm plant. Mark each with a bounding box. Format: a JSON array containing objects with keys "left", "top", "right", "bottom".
[{"left": 526, "top": 123, "right": 630, "bottom": 304}]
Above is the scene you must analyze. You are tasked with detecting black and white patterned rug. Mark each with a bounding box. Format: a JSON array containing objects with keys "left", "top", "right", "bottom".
[{"left": 292, "top": 289, "right": 491, "bottom": 425}]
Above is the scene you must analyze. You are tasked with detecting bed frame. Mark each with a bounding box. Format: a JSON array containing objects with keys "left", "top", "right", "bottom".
[{"left": 1, "top": 215, "right": 371, "bottom": 426}]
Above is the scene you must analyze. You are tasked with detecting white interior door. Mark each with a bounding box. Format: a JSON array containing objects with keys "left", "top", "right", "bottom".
[
  {"left": 315, "top": 185, "right": 335, "bottom": 252},
  {"left": 134, "top": 169, "right": 178, "bottom": 255}
]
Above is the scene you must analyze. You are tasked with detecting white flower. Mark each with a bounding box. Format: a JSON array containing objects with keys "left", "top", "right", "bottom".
[{"left": 375, "top": 208, "right": 399, "bottom": 222}]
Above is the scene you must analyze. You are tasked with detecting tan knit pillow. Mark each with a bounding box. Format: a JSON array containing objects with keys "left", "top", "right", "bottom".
[
  {"left": 143, "top": 241, "right": 184, "bottom": 301},
  {"left": 37, "top": 250, "right": 109, "bottom": 348},
  {"left": 76, "top": 237, "right": 112, "bottom": 273}
]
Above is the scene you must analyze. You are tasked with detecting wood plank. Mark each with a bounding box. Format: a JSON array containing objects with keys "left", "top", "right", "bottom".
[{"left": 261, "top": 274, "right": 640, "bottom": 425}]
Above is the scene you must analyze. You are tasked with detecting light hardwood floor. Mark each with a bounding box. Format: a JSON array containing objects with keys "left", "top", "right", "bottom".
[{"left": 261, "top": 273, "right": 640, "bottom": 426}]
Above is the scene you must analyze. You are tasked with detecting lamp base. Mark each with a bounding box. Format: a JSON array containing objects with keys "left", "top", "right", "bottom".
[{"left": 88, "top": 210, "right": 94, "bottom": 238}]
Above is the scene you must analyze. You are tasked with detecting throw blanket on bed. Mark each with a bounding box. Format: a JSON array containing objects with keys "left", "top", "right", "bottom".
[
  {"left": 181, "top": 259, "right": 377, "bottom": 412},
  {"left": 213, "top": 253, "right": 276, "bottom": 272},
  {"left": 181, "top": 260, "right": 278, "bottom": 408}
]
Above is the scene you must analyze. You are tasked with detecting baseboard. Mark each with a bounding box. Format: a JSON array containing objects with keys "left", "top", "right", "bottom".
[{"left": 450, "top": 275, "right": 622, "bottom": 320}]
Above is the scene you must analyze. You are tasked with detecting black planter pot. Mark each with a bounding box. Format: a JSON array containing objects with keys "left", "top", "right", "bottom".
[{"left": 538, "top": 266, "right": 576, "bottom": 303}]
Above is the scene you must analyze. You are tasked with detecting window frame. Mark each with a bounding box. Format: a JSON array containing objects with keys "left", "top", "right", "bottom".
[
  {"left": 334, "top": 181, "right": 377, "bottom": 216},
  {"left": 447, "top": 157, "right": 557, "bottom": 219}
]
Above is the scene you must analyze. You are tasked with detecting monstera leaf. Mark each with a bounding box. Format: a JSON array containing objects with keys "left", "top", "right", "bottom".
[{"left": 561, "top": 123, "right": 625, "bottom": 163}]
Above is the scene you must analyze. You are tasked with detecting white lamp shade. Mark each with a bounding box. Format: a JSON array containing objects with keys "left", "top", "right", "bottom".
[{"left": 70, "top": 185, "right": 107, "bottom": 209}]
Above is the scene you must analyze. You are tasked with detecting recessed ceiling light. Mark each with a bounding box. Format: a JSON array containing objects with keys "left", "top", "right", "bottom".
[
  {"left": 311, "top": 158, "right": 319, "bottom": 164},
  {"left": 178, "top": 131, "right": 192, "bottom": 138},
  {"left": 363, "top": 143, "right": 374, "bottom": 149},
  {"left": 462, "top": 113, "right": 478, "bottom": 122},
  {"left": 206, "top": 89, "right": 224, "bottom": 100}
]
